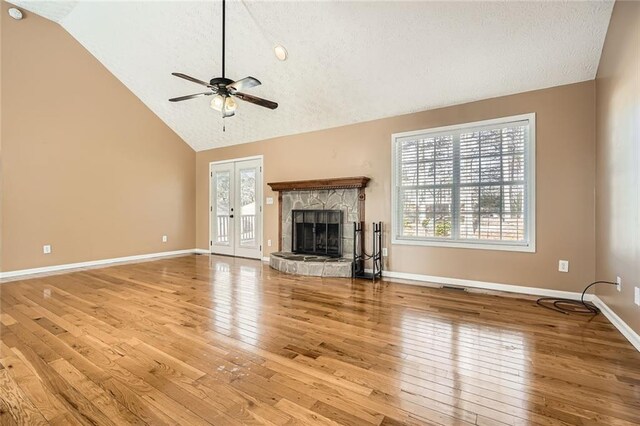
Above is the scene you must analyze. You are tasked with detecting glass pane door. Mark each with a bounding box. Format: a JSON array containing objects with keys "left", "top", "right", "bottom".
[
  {"left": 234, "top": 159, "right": 262, "bottom": 259},
  {"left": 210, "top": 162, "right": 235, "bottom": 256},
  {"left": 210, "top": 158, "right": 262, "bottom": 259},
  {"left": 239, "top": 168, "right": 257, "bottom": 247},
  {"left": 215, "top": 170, "right": 231, "bottom": 244}
]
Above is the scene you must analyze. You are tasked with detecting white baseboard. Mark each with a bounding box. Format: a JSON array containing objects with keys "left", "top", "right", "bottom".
[
  {"left": 369, "top": 269, "right": 584, "bottom": 300},
  {"left": 192, "top": 250, "right": 269, "bottom": 261},
  {"left": 591, "top": 296, "right": 640, "bottom": 352},
  {"left": 0, "top": 249, "right": 198, "bottom": 280}
]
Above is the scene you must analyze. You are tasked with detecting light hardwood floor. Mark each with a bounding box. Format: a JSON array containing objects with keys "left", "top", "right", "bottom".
[{"left": 0, "top": 254, "right": 639, "bottom": 425}]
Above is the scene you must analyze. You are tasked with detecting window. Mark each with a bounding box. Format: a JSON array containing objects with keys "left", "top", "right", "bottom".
[{"left": 391, "top": 113, "right": 535, "bottom": 252}]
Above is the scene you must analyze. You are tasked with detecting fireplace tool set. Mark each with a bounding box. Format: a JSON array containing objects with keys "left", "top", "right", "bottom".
[{"left": 352, "top": 222, "right": 383, "bottom": 281}]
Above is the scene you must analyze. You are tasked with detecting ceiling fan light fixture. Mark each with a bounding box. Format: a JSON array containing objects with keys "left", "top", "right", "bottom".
[
  {"left": 211, "top": 94, "right": 237, "bottom": 113},
  {"left": 274, "top": 45, "right": 288, "bottom": 61},
  {"left": 211, "top": 94, "right": 225, "bottom": 111},
  {"left": 224, "top": 96, "right": 237, "bottom": 112}
]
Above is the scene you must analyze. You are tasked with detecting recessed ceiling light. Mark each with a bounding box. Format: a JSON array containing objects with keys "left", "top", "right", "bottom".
[
  {"left": 8, "top": 7, "right": 23, "bottom": 20},
  {"left": 274, "top": 45, "right": 288, "bottom": 61}
]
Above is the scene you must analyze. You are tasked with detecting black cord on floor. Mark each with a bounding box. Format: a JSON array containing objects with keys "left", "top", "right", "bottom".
[{"left": 536, "top": 280, "right": 617, "bottom": 315}]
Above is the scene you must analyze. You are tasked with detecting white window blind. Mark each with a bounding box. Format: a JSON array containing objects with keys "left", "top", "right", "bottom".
[{"left": 391, "top": 114, "right": 535, "bottom": 252}]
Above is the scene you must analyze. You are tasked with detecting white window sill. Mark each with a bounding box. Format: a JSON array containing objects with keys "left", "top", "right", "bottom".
[{"left": 391, "top": 237, "right": 536, "bottom": 253}]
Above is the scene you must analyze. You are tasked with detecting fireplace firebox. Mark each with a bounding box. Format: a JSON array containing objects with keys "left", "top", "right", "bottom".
[{"left": 292, "top": 210, "right": 343, "bottom": 257}]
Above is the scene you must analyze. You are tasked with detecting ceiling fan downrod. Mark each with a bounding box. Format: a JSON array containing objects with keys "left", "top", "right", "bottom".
[
  {"left": 221, "top": 0, "right": 225, "bottom": 79},
  {"left": 221, "top": 0, "right": 226, "bottom": 131}
]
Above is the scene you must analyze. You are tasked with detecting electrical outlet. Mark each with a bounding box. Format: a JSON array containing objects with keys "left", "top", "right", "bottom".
[
  {"left": 43, "top": 244, "right": 51, "bottom": 254},
  {"left": 382, "top": 247, "right": 388, "bottom": 257},
  {"left": 267, "top": 239, "right": 272, "bottom": 247},
  {"left": 162, "top": 235, "right": 168, "bottom": 243},
  {"left": 558, "top": 260, "right": 569, "bottom": 272},
  {"left": 635, "top": 287, "right": 640, "bottom": 306},
  {"left": 617, "top": 276, "right": 622, "bottom": 292},
  {"left": 266, "top": 197, "right": 274, "bottom": 205}
]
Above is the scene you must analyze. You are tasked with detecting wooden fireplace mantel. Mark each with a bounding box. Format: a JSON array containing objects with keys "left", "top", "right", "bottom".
[
  {"left": 267, "top": 176, "right": 370, "bottom": 192},
  {"left": 268, "top": 176, "right": 371, "bottom": 252}
]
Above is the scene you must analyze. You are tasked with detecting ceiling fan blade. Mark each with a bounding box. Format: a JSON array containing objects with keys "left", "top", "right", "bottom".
[
  {"left": 227, "top": 76, "right": 261, "bottom": 93},
  {"left": 234, "top": 92, "right": 278, "bottom": 110},
  {"left": 169, "top": 92, "right": 214, "bottom": 102},
  {"left": 171, "top": 72, "right": 214, "bottom": 88}
]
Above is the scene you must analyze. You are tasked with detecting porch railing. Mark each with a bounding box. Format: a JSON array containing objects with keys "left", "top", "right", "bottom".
[{"left": 216, "top": 214, "right": 255, "bottom": 244}]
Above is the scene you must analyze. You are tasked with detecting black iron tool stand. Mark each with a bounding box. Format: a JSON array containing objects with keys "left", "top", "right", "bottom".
[{"left": 352, "top": 221, "right": 383, "bottom": 281}]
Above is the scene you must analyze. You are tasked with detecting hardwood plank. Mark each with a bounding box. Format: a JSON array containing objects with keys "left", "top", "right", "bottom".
[
  {"left": 0, "top": 368, "right": 48, "bottom": 425},
  {"left": 1, "top": 352, "right": 67, "bottom": 421},
  {"left": 49, "top": 358, "right": 145, "bottom": 425},
  {"left": 274, "top": 398, "right": 340, "bottom": 425}
]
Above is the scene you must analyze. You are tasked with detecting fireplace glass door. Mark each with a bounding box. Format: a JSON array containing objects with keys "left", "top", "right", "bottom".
[{"left": 292, "top": 210, "right": 343, "bottom": 257}]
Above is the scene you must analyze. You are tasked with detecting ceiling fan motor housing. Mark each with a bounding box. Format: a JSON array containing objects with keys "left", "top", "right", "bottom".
[{"left": 210, "top": 77, "right": 234, "bottom": 87}]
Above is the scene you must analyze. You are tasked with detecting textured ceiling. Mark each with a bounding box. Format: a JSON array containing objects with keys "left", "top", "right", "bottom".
[{"left": 13, "top": 0, "right": 614, "bottom": 152}]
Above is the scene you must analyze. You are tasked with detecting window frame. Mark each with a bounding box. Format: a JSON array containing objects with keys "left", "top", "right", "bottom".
[{"left": 391, "top": 113, "right": 536, "bottom": 253}]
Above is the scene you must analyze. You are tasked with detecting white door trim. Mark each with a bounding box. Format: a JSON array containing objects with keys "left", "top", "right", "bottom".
[{"left": 209, "top": 155, "right": 264, "bottom": 165}]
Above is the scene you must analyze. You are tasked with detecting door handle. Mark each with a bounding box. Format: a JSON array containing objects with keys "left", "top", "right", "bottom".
[{"left": 229, "top": 215, "right": 234, "bottom": 218}]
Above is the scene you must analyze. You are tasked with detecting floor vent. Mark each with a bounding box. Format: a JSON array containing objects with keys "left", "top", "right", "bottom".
[{"left": 442, "top": 285, "right": 467, "bottom": 291}]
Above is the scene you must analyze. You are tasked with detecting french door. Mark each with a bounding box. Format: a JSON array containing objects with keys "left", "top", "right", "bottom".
[{"left": 210, "top": 158, "right": 262, "bottom": 259}]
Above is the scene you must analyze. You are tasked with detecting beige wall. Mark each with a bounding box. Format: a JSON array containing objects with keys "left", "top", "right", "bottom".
[
  {"left": 1, "top": 2, "right": 196, "bottom": 271},
  {"left": 197, "top": 81, "right": 597, "bottom": 292},
  {"left": 595, "top": 1, "right": 640, "bottom": 334}
]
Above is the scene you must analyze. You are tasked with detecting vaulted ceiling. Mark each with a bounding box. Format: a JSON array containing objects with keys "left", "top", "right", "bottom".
[{"left": 13, "top": 0, "right": 614, "bottom": 152}]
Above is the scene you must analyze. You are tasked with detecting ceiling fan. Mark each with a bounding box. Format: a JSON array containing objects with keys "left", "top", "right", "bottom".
[{"left": 169, "top": 0, "right": 278, "bottom": 118}]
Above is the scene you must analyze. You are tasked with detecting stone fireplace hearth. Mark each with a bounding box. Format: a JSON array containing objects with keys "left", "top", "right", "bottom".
[{"left": 269, "top": 252, "right": 353, "bottom": 278}]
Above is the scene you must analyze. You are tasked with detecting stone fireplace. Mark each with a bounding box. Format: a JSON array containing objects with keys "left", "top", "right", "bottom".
[
  {"left": 267, "top": 177, "right": 370, "bottom": 277},
  {"left": 282, "top": 191, "right": 358, "bottom": 258}
]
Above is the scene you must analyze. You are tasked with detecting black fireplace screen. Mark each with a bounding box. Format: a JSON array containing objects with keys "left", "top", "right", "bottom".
[{"left": 292, "top": 210, "right": 343, "bottom": 257}]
